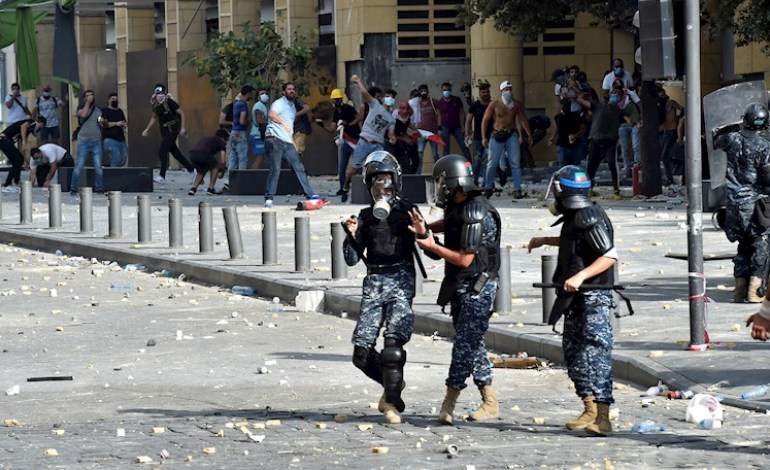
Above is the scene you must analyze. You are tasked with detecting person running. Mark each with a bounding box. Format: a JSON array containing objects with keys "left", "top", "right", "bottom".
[
  {"left": 188, "top": 129, "right": 229, "bottom": 196},
  {"left": 141, "top": 84, "right": 194, "bottom": 184}
]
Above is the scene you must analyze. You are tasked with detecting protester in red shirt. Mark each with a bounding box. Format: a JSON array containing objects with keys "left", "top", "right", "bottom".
[{"left": 436, "top": 82, "right": 470, "bottom": 161}]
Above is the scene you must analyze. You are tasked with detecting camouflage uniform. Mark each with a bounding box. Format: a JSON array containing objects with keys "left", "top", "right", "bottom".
[
  {"left": 446, "top": 278, "right": 498, "bottom": 389},
  {"left": 351, "top": 267, "right": 415, "bottom": 348},
  {"left": 562, "top": 289, "right": 614, "bottom": 403}
]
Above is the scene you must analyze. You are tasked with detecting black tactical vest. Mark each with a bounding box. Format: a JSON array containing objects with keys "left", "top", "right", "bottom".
[{"left": 553, "top": 205, "right": 614, "bottom": 287}]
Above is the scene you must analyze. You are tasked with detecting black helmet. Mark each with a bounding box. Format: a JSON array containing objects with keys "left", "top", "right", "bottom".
[
  {"left": 431, "top": 154, "right": 476, "bottom": 208},
  {"left": 363, "top": 151, "right": 402, "bottom": 192},
  {"left": 546, "top": 165, "right": 592, "bottom": 213},
  {"left": 743, "top": 103, "right": 769, "bottom": 131}
]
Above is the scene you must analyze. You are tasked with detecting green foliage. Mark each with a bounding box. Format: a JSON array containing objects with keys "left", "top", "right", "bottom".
[
  {"left": 459, "top": 0, "right": 637, "bottom": 41},
  {"left": 187, "top": 22, "right": 314, "bottom": 97},
  {"left": 709, "top": 0, "right": 770, "bottom": 53}
]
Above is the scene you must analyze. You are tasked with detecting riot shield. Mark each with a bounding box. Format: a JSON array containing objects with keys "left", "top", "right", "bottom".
[{"left": 703, "top": 81, "right": 767, "bottom": 188}]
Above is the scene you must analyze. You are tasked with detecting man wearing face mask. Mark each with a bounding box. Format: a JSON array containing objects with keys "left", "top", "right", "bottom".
[
  {"left": 250, "top": 88, "right": 270, "bottom": 169},
  {"left": 341, "top": 75, "right": 395, "bottom": 202},
  {"left": 410, "top": 154, "right": 502, "bottom": 425},
  {"left": 437, "top": 82, "right": 470, "bottom": 160},
  {"left": 331, "top": 88, "right": 361, "bottom": 195},
  {"left": 577, "top": 83, "right": 623, "bottom": 197},
  {"left": 386, "top": 101, "right": 420, "bottom": 174},
  {"left": 343, "top": 151, "right": 419, "bottom": 424},
  {"left": 1, "top": 116, "right": 41, "bottom": 192},
  {"left": 528, "top": 165, "right": 618, "bottom": 436},
  {"left": 601, "top": 58, "right": 634, "bottom": 93},
  {"left": 100, "top": 92, "right": 128, "bottom": 167},
  {"left": 34, "top": 85, "right": 62, "bottom": 144},
  {"left": 481, "top": 81, "right": 533, "bottom": 199},
  {"left": 413, "top": 84, "right": 441, "bottom": 169},
  {"left": 141, "top": 84, "right": 195, "bottom": 184}
]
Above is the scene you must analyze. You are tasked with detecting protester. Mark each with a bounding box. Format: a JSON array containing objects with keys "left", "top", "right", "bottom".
[
  {"left": 386, "top": 101, "right": 420, "bottom": 174},
  {"left": 188, "top": 129, "right": 229, "bottom": 195},
  {"left": 100, "top": 92, "right": 128, "bottom": 167},
  {"left": 657, "top": 86, "right": 683, "bottom": 185},
  {"left": 551, "top": 80, "right": 587, "bottom": 167},
  {"left": 5, "top": 82, "right": 30, "bottom": 125},
  {"left": 29, "top": 143, "right": 73, "bottom": 187},
  {"left": 34, "top": 84, "right": 62, "bottom": 144},
  {"left": 141, "top": 84, "right": 194, "bottom": 184},
  {"left": 601, "top": 58, "right": 634, "bottom": 92},
  {"left": 554, "top": 65, "right": 580, "bottom": 114},
  {"left": 578, "top": 82, "right": 623, "bottom": 198},
  {"left": 331, "top": 88, "right": 360, "bottom": 195},
  {"left": 70, "top": 90, "right": 104, "bottom": 195},
  {"left": 263, "top": 82, "right": 319, "bottom": 208},
  {"left": 229, "top": 85, "right": 254, "bottom": 171},
  {"left": 250, "top": 87, "right": 270, "bottom": 169},
  {"left": 411, "top": 84, "right": 441, "bottom": 169},
  {"left": 437, "top": 82, "right": 470, "bottom": 160},
  {"left": 617, "top": 85, "right": 641, "bottom": 177},
  {"left": 481, "top": 80, "right": 533, "bottom": 199},
  {"left": 466, "top": 81, "right": 492, "bottom": 183},
  {"left": 1, "top": 116, "right": 40, "bottom": 191},
  {"left": 340, "top": 76, "right": 395, "bottom": 202},
  {"left": 293, "top": 93, "right": 312, "bottom": 157}
]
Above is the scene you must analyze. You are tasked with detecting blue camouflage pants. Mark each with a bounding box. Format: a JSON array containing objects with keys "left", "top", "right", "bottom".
[
  {"left": 446, "top": 280, "right": 498, "bottom": 390},
  {"left": 352, "top": 268, "right": 416, "bottom": 348},
  {"left": 733, "top": 233, "right": 769, "bottom": 279},
  {"left": 562, "top": 290, "right": 614, "bottom": 403}
]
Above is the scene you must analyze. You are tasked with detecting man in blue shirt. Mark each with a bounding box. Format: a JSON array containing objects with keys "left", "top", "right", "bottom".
[
  {"left": 264, "top": 82, "right": 319, "bottom": 208},
  {"left": 229, "top": 85, "right": 254, "bottom": 171}
]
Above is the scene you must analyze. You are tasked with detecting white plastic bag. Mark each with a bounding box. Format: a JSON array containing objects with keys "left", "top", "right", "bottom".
[{"left": 686, "top": 393, "right": 723, "bottom": 424}]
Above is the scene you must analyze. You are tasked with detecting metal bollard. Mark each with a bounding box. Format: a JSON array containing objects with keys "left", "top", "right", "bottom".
[
  {"left": 541, "top": 254, "right": 557, "bottom": 324},
  {"left": 48, "top": 183, "right": 62, "bottom": 228},
  {"left": 330, "top": 222, "right": 347, "bottom": 279},
  {"left": 137, "top": 195, "right": 152, "bottom": 243},
  {"left": 295, "top": 216, "right": 310, "bottom": 272},
  {"left": 20, "top": 180, "right": 32, "bottom": 225},
  {"left": 222, "top": 206, "right": 244, "bottom": 259},
  {"left": 261, "top": 211, "right": 277, "bottom": 265},
  {"left": 79, "top": 187, "right": 93, "bottom": 233},
  {"left": 107, "top": 191, "right": 122, "bottom": 239},
  {"left": 198, "top": 202, "right": 213, "bottom": 254},
  {"left": 494, "top": 245, "right": 512, "bottom": 314},
  {"left": 168, "top": 198, "right": 183, "bottom": 248}
]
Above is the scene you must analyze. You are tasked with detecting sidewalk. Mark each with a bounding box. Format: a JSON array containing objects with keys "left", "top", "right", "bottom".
[{"left": 2, "top": 171, "right": 768, "bottom": 411}]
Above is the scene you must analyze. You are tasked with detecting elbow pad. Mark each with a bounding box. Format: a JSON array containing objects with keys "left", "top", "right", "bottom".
[
  {"left": 460, "top": 200, "right": 488, "bottom": 251},
  {"left": 575, "top": 205, "right": 614, "bottom": 255}
]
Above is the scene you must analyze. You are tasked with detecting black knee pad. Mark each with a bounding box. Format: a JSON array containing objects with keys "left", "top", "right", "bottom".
[
  {"left": 352, "top": 346, "right": 372, "bottom": 371},
  {"left": 382, "top": 339, "right": 407, "bottom": 412}
]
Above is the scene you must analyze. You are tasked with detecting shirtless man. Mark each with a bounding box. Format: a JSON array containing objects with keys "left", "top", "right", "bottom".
[
  {"left": 657, "top": 86, "right": 683, "bottom": 185},
  {"left": 481, "top": 80, "right": 533, "bottom": 199}
]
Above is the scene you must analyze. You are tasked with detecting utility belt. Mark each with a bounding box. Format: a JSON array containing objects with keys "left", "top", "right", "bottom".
[
  {"left": 367, "top": 262, "right": 411, "bottom": 275},
  {"left": 437, "top": 271, "right": 497, "bottom": 310}
]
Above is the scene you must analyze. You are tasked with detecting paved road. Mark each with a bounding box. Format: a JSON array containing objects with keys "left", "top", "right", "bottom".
[{"left": 1, "top": 243, "right": 769, "bottom": 468}]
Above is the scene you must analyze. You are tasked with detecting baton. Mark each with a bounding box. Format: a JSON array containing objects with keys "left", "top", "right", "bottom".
[
  {"left": 413, "top": 246, "right": 428, "bottom": 280},
  {"left": 533, "top": 283, "right": 625, "bottom": 290}
]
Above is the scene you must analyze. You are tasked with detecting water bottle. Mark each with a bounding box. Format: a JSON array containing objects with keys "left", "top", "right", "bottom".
[
  {"left": 698, "top": 419, "right": 722, "bottom": 430},
  {"left": 124, "top": 264, "right": 145, "bottom": 272},
  {"left": 267, "top": 296, "right": 283, "bottom": 313},
  {"left": 232, "top": 286, "right": 256, "bottom": 297},
  {"left": 631, "top": 421, "right": 666, "bottom": 433},
  {"left": 110, "top": 282, "right": 133, "bottom": 293},
  {"left": 643, "top": 383, "right": 668, "bottom": 397},
  {"left": 740, "top": 384, "right": 768, "bottom": 400}
]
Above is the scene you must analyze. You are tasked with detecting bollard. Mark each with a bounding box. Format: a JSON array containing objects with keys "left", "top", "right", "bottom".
[
  {"left": 295, "top": 216, "right": 310, "bottom": 272},
  {"left": 222, "top": 206, "right": 244, "bottom": 259},
  {"left": 20, "top": 180, "right": 32, "bottom": 225},
  {"left": 107, "top": 191, "right": 122, "bottom": 239},
  {"left": 168, "top": 198, "right": 183, "bottom": 248},
  {"left": 261, "top": 211, "right": 277, "bottom": 265},
  {"left": 541, "top": 254, "right": 558, "bottom": 324},
  {"left": 330, "top": 222, "right": 347, "bottom": 279},
  {"left": 494, "top": 245, "right": 512, "bottom": 314},
  {"left": 137, "top": 195, "right": 152, "bottom": 243},
  {"left": 198, "top": 201, "right": 213, "bottom": 254},
  {"left": 79, "top": 187, "right": 93, "bottom": 233},
  {"left": 48, "top": 184, "right": 62, "bottom": 229}
]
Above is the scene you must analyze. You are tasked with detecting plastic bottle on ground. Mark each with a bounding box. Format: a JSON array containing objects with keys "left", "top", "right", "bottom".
[
  {"left": 231, "top": 286, "right": 256, "bottom": 297},
  {"left": 698, "top": 419, "right": 722, "bottom": 430},
  {"left": 631, "top": 421, "right": 666, "bottom": 433},
  {"left": 740, "top": 384, "right": 768, "bottom": 400}
]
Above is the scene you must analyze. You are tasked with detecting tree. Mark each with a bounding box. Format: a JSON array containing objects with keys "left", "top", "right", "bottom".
[
  {"left": 186, "top": 22, "right": 314, "bottom": 97},
  {"left": 708, "top": 0, "right": 770, "bottom": 53}
]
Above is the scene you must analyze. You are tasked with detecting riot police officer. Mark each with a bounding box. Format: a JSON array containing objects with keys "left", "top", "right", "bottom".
[
  {"left": 409, "top": 154, "right": 502, "bottom": 425},
  {"left": 716, "top": 103, "right": 770, "bottom": 303},
  {"left": 344, "top": 151, "right": 418, "bottom": 424},
  {"left": 528, "top": 165, "right": 618, "bottom": 436}
]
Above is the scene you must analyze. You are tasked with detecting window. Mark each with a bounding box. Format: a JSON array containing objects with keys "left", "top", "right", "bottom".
[
  {"left": 523, "top": 17, "right": 576, "bottom": 58},
  {"left": 397, "top": 0, "right": 468, "bottom": 60}
]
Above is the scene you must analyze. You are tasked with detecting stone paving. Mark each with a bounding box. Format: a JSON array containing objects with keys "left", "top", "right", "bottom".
[{"left": 2, "top": 243, "right": 770, "bottom": 468}]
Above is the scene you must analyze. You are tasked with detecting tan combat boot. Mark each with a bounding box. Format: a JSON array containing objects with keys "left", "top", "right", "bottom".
[
  {"left": 747, "top": 277, "right": 764, "bottom": 303},
  {"left": 469, "top": 385, "right": 499, "bottom": 421},
  {"left": 378, "top": 381, "right": 405, "bottom": 412},
  {"left": 585, "top": 403, "right": 613, "bottom": 436},
  {"left": 381, "top": 402, "right": 402, "bottom": 424},
  {"left": 565, "top": 395, "right": 597, "bottom": 430},
  {"left": 438, "top": 387, "right": 461, "bottom": 425},
  {"left": 734, "top": 277, "right": 749, "bottom": 303}
]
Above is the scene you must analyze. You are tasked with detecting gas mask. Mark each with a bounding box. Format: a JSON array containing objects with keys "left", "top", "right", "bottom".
[{"left": 370, "top": 173, "right": 396, "bottom": 220}]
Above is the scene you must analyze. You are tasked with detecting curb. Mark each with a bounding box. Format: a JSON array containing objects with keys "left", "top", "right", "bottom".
[{"left": 1, "top": 225, "right": 767, "bottom": 412}]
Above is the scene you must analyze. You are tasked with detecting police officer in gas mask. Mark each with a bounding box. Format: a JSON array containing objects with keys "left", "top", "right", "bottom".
[
  {"left": 409, "top": 154, "right": 502, "bottom": 425},
  {"left": 528, "top": 165, "right": 618, "bottom": 436},
  {"left": 715, "top": 103, "right": 770, "bottom": 303},
  {"left": 343, "top": 151, "right": 420, "bottom": 424}
]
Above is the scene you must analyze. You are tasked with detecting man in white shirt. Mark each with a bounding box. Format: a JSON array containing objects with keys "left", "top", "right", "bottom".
[
  {"left": 601, "top": 58, "right": 634, "bottom": 92},
  {"left": 29, "top": 143, "right": 73, "bottom": 187},
  {"left": 4, "top": 82, "right": 30, "bottom": 125},
  {"left": 263, "top": 82, "right": 318, "bottom": 208}
]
